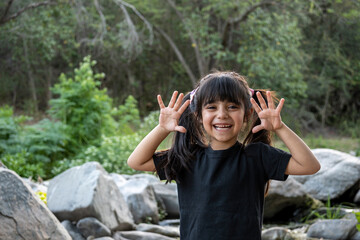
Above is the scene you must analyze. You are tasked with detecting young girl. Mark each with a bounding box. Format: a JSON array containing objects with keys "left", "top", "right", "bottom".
[{"left": 127, "top": 72, "right": 320, "bottom": 239}]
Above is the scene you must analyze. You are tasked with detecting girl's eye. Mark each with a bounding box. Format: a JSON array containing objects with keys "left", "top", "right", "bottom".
[
  {"left": 205, "top": 105, "right": 216, "bottom": 110},
  {"left": 228, "top": 105, "right": 239, "bottom": 109}
]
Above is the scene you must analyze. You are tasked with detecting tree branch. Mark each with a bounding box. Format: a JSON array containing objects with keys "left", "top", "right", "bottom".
[
  {"left": 0, "top": 1, "right": 57, "bottom": 26},
  {"left": 167, "top": 0, "right": 206, "bottom": 77},
  {"left": 114, "top": 0, "right": 153, "bottom": 45},
  {"left": 221, "top": 1, "right": 277, "bottom": 48},
  {"left": 1, "top": 0, "right": 15, "bottom": 23},
  {"left": 154, "top": 25, "right": 197, "bottom": 86}
]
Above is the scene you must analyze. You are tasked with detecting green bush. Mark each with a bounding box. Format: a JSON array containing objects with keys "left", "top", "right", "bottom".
[
  {"left": 21, "top": 119, "right": 71, "bottom": 178},
  {"left": 51, "top": 110, "right": 162, "bottom": 176},
  {"left": 1, "top": 150, "right": 45, "bottom": 179},
  {"left": 111, "top": 95, "right": 141, "bottom": 135},
  {"left": 0, "top": 105, "right": 28, "bottom": 155},
  {"left": 49, "top": 56, "right": 115, "bottom": 148}
]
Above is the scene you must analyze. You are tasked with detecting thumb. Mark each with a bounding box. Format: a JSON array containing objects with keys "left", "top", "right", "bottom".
[
  {"left": 175, "top": 125, "right": 187, "bottom": 133},
  {"left": 252, "top": 125, "right": 264, "bottom": 134}
]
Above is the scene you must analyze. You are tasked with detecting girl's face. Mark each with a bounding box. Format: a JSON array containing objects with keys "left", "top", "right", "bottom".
[{"left": 201, "top": 100, "right": 245, "bottom": 150}]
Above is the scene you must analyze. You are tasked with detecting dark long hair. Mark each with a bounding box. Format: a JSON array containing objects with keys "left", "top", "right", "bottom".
[{"left": 158, "top": 72, "right": 275, "bottom": 194}]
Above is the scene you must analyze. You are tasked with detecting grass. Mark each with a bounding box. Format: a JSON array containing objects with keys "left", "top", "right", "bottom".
[{"left": 274, "top": 135, "right": 360, "bottom": 156}]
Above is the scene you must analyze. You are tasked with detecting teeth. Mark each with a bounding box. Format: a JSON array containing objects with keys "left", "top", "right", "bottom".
[{"left": 214, "top": 125, "right": 231, "bottom": 128}]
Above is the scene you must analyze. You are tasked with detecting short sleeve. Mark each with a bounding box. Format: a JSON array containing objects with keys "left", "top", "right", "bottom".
[
  {"left": 260, "top": 143, "right": 291, "bottom": 181},
  {"left": 153, "top": 151, "right": 168, "bottom": 180},
  {"left": 245, "top": 142, "right": 291, "bottom": 181}
]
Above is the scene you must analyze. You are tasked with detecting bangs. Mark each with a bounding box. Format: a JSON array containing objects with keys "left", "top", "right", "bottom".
[{"left": 198, "top": 75, "right": 247, "bottom": 107}]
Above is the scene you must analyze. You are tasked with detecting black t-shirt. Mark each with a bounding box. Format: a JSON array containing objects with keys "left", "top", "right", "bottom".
[{"left": 153, "top": 141, "right": 291, "bottom": 240}]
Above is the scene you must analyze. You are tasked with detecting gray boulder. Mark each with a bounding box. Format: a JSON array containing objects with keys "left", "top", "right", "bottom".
[
  {"left": 262, "top": 227, "right": 294, "bottom": 240},
  {"left": 127, "top": 173, "right": 160, "bottom": 184},
  {"left": 118, "top": 179, "right": 159, "bottom": 224},
  {"left": 136, "top": 223, "right": 180, "bottom": 237},
  {"left": 47, "top": 162, "right": 134, "bottom": 231},
  {"left": 0, "top": 168, "right": 71, "bottom": 240},
  {"left": 153, "top": 183, "right": 180, "bottom": 219},
  {"left": 307, "top": 219, "right": 358, "bottom": 240},
  {"left": 351, "top": 231, "right": 360, "bottom": 240},
  {"left": 354, "top": 190, "right": 360, "bottom": 203},
  {"left": 77, "top": 217, "right": 111, "bottom": 238},
  {"left": 264, "top": 178, "right": 322, "bottom": 219},
  {"left": 61, "top": 220, "right": 85, "bottom": 240},
  {"left": 22, "top": 177, "right": 48, "bottom": 193},
  {"left": 292, "top": 149, "right": 360, "bottom": 201},
  {"left": 110, "top": 173, "right": 127, "bottom": 187},
  {"left": 113, "top": 231, "right": 176, "bottom": 240}
]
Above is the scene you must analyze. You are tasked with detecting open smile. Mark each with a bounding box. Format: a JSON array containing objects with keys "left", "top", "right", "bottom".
[{"left": 213, "top": 124, "right": 233, "bottom": 130}]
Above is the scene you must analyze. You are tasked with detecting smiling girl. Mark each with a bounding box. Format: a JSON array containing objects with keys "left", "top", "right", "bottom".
[{"left": 127, "top": 71, "right": 320, "bottom": 239}]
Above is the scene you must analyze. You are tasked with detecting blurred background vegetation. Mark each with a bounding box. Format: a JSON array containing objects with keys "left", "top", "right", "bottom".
[{"left": 0, "top": 0, "right": 359, "bottom": 179}]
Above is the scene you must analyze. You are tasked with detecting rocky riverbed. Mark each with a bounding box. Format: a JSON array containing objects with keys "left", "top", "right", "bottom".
[{"left": 0, "top": 148, "right": 360, "bottom": 240}]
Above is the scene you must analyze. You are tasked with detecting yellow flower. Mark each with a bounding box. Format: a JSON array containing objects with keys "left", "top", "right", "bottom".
[
  {"left": 35, "top": 191, "right": 47, "bottom": 205},
  {"left": 191, "top": 43, "right": 197, "bottom": 48}
]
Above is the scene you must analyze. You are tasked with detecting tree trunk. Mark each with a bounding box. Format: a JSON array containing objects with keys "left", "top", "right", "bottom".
[
  {"left": 22, "top": 37, "right": 38, "bottom": 114},
  {"left": 45, "top": 66, "right": 53, "bottom": 109},
  {"left": 321, "top": 85, "right": 332, "bottom": 128}
]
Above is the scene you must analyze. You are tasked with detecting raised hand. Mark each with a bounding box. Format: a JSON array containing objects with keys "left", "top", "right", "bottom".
[
  {"left": 250, "top": 91, "right": 285, "bottom": 133},
  {"left": 157, "top": 91, "right": 190, "bottom": 133}
]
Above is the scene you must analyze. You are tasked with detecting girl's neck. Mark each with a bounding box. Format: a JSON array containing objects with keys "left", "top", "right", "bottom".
[{"left": 209, "top": 140, "right": 239, "bottom": 150}]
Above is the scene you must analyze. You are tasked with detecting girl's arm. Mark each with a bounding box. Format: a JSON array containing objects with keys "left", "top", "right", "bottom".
[
  {"left": 127, "top": 91, "right": 190, "bottom": 172},
  {"left": 275, "top": 123, "right": 320, "bottom": 175},
  {"left": 250, "top": 91, "right": 320, "bottom": 175}
]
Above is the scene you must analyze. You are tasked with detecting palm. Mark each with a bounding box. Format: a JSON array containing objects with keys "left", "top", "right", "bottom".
[
  {"left": 159, "top": 107, "right": 183, "bottom": 131},
  {"left": 250, "top": 91, "right": 285, "bottom": 133},
  {"left": 157, "top": 91, "right": 190, "bottom": 133}
]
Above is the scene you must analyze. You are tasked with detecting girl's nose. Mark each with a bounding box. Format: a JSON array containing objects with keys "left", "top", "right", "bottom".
[{"left": 217, "top": 108, "right": 228, "bottom": 119}]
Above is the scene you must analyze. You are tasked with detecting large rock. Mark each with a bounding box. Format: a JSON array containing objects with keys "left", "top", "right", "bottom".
[
  {"left": 113, "top": 231, "right": 176, "bottom": 240},
  {"left": 136, "top": 223, "right": 180, "bottom": 238},
  {"left": 152, "top": 183, "right": 180, "bottom": 219},
  {"left": 47, "top": 162, "right": 134, "bottom": 231},
  {"left": 264, "top": 178, "right": 322, "bottom": 220},
  {"left": 354, "top": 190, "right": 360, "bottom": 203},
  {"left": 118, "top": 178, "right": 159, "bottom": 224},
  {"left": 292, "top": 149, "right": 360, "bottom": 201},
  {"left": 76, "top": 217, "right": 111, "bottom": 238},
  {"left": 307, "top": 219, "right": 358, "bottom": 240},
  {"left": 127, "top": 173, "right": 160, "bottom": 184},
  {"left": 0, "top": 168, "right": 71, "bottom": 240},
  {"left": 61, "top": 220, "right": 86, "bottom": 240},
  {"left": 262, "top": 227, "right": 295, "bottom": 240}
]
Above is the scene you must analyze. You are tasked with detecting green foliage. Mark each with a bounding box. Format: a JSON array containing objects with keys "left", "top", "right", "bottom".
[
  {"left": 21, "top": 119, "right": 70, "bottom": 178},
  {"left": 355, "top": 212, "right": 360, "bottom": 232},
  {"left": 236, "top": 11, "right": 307, "bottom": 106},
  {"left": 51, "top": 110, "right": 161, "bottom": 176},
  {"left": 0, "top": 106, "right": 26, "bottom": 155},
  {"left": 1, "top": 150, "right": 45, "bottom": 179},
  {"left": 50, "top": 56, "right": 115, "bottom": 147},
  {"left": 112, "top": 95, "right": 141, "bottom": 135},
  {"left": 302, "top": 197, "right": 344, "bottom": 223},
  {"left": 76, "top": 134, "right": 143, "bottom": 174}
]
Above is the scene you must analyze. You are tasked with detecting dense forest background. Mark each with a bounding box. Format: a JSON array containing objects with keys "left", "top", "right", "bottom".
[{"left": 0, "top": 0, "right": 359, "bottom": 179}]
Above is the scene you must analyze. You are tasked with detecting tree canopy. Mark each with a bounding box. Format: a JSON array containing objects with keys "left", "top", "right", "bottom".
[{"left": 0, "top": 0, "right": 359, "bottom": 134}]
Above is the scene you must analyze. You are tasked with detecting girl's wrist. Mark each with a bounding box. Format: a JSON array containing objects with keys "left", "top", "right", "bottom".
[
  {"left": 156, "top": 124, "right": 172, "bottom": 135},
  {"left": 274, "top": 122, "right": 286, "bottom": 134}
]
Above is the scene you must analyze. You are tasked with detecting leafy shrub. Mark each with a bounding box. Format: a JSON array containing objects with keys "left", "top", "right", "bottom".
[
  {"left": 51, "top": 110, "right": 163, "bottom": 176},
  {"left": 0, "top": 105, "right": 28, "bottom": 155},
  {"left": 1, "top": 150, "right": 45, "bottom": 178},
  {"left": 49, "top": 56, "right": 115, "bottom": 148},
  {"left": 112, "top": 95, "right": 141, "bottom": 135},
  {"left": 21, "top": 119, "right": 71, "bottom": 178},
  {"left": 52, "top": 134, "right": 143, "bottom": 175}
]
